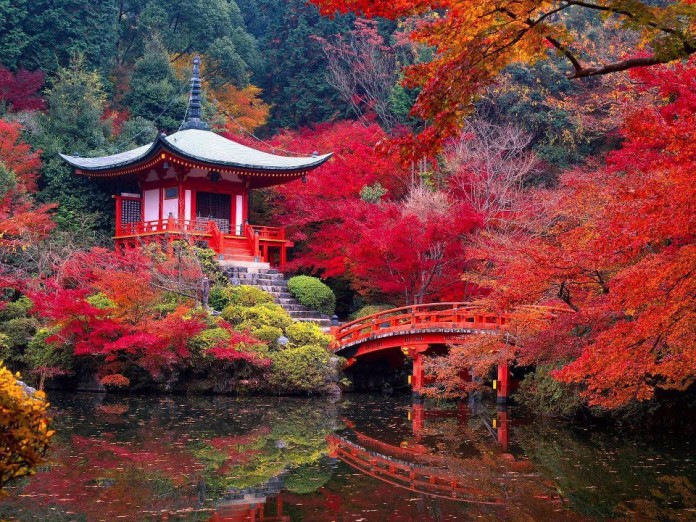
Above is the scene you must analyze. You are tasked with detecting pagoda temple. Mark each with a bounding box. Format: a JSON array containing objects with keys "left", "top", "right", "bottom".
[{"left": 60, "top": 56, "right": 331, "bottom": 269}]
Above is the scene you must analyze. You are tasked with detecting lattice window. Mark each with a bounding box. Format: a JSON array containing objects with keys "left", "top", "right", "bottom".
[{"left": 121, "top": 199, "right": 141, "bottom": 224}]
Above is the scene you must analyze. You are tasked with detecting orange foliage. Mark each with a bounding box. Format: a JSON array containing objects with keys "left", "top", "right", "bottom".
[
  {"left": 479, "top": 59, "right": 696, "bottom": 408},
  {"left": 172, "top": 54, "right": 269, "bottom": 133},
  {"left": 311, "top": 0, "right": 696, "bottom": 153},
  {"left": 0, "top": 120, "right": 55, "bottom": 255}
]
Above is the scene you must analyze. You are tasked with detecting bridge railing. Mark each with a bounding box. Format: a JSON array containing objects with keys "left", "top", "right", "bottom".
[{"left": 332, "top": 302, "right": 512, "bottom": 348}]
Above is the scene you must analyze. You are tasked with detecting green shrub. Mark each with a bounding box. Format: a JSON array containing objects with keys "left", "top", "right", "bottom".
[
  {"left": 86, "top": 293, "right": 115, "bottom": 309},
  {"left": 268, "top": 345, "right": 333, "bottom": 394},
  {"left": 23, "top": 328, "right": 73, "bottom": 387},
  {"left": 0, "top": 318, "right": 38, "bottom": 351},
  {"left": 0, "top": 334, "right": 11, "bottom": 363},
  {"left": 349, "top": 304, "right": 394, "bottom": 321},
  {"left": 251, "top": 325, "right": 284, "bottom": 345},
  {"left": 517, "top": 364, "right": 586, "bottom": 418},
  {"left": 287, "top": 276, "right": 336, "bottom": 316},
  {"left": 222, "top": 303, "right": 292, "bottom": 332},
  {"left": 189, "top": 327, "right": 232, "bottom": 354},
  {"left": 285, "top": 322, "right": 332, "bottom": 350},
  {"left": 209, "top": 285, "right": 229, "bottom": 312},
  {"left": 191, "top": 246, "right": 227, "bottom": 285},
  {"left": 0, "top": 296, "right": 32, "bottom": 322},
  {"left": 210, "top": 284, "right": 274, "bottom": 311}
]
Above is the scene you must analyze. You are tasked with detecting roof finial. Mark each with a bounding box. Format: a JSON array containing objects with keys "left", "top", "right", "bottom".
[{"left": 181, "top": 55, "right": 210, "bottom": 131}]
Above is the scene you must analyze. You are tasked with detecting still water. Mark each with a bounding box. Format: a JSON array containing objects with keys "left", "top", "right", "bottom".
[{"left": 1, "top": 393, "right": 695, "bottom": 521}]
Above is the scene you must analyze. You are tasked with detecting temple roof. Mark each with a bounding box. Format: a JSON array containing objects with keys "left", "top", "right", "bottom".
[
  {"left": 60, "top": 129, "right": 332, "bottom": 175},
  {"left": 59, "top": 56, "right": 331, "bottom": 180}
]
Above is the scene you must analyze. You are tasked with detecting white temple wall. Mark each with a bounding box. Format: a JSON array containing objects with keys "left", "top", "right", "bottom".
[
  {"left": 184, "top": 190, "right": 192, "bottom": 221},
  {"left": 162, "top": 197, "right": 178, "bottom": 219},
  {"left": 235, "top": 194, "right": 244, "bottom": 235},
  {"left": 143, "top": 189, "right": 160, "bottom": 222}
]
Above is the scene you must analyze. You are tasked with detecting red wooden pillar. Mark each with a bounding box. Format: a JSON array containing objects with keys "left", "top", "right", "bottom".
[
  {"left": 497, "top": 360, "right": 510, "bottom": 403},
  {"left": 412, "top": 352, "right": 424, "bottom": 394},
  {"left": 113, "top": 196, "right": 122, "bottom": 237},
  {"left": 280, "top": 244, "right": 287, "bottom": 269},
  {"left": 404, "top": 344, "right": 428, "bottom": 399}
]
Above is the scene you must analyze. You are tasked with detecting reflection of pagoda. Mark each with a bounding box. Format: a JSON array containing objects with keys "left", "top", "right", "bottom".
[{"left": 210, "top": 475, "right": 290, "bottom": 522}]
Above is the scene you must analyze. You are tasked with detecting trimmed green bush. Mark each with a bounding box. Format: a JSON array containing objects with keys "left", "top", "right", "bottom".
[
  {"left": 268, "top": 345, "right": 333, "bottom": 394},
  {"left": 222, "top": 302, "right": 293, "bottom": 332},
  {"left": 251, "top": 325, "right": 284, "bottom": 345},
  {"left": 287, "top": 276, "right": 336, "bottom": 316},
  {"left": 285, "top": 322, "right": 332, "bottom": 350},
  {"left": 210, "top": 284, "right": 274, "bottom": 311},
  {"left": 349, "top": 304, "right": 394, "bottom": 321}
]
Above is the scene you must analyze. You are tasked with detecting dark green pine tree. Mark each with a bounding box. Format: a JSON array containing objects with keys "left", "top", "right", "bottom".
[
  {"left": 123, "top": 38, "right": 188, "bottom": 134},
  {"left": 31, "top": 56, "right": 114, "bottom": 232},
  {"left": 0, "top": 0, "right": 29, "bottom": 69},
  {"left": 237, "top": 0, "right": 354, "bottom": 130},
  {"left": 117, "top": 0, "right": 261, "bottom": 88},
  {"left": 6, "top": 0, "right": 118, "bottom": 75}
]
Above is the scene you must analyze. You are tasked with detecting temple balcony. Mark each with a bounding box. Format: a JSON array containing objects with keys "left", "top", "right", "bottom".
[{"left": 113, "top": 216, "right": 293, "bottom": 269}]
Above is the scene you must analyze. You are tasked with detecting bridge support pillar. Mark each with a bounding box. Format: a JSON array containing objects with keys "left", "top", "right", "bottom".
[
  {"left": 497, "top": 361, "right": 510, "bottom": 404},
  {"left": 403, "top": 344, "right": 429, "bottom": 399}
]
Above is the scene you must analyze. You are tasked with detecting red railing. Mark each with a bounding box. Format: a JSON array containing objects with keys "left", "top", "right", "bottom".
[
  {"left": 208, "top": 220, "right": 223, "bottom": 252},
  {"left": 244, "top": 223, "right": 260, "bottom": 258},
  {"left": 250, "top": 225, "right": 286, "bottom": 241},
  {"left": 332, "top": 302, "right": 575, "bottom": 350},
  {"left": 116, "top": 218, "right": 211, "bottom": 237},
  {"left": 333, "top": 302, "right": 503, "bottom": 348}
]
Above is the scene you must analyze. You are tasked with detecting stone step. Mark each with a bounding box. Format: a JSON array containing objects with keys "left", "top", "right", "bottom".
[
  {"left": 219, "top": 260, "right": 271, "bottom": 269},
  {"left": 279, "top": 304, "right": 309, "bottom": 312},
  {"left": 294, "top": 317, "right": 331, "bottom": 329},
  {"left": 287, "top": 310, "right": 330, "bottom": 319},
  {"left": 258, "top": 286, "right": 288, "bottom": 293}
]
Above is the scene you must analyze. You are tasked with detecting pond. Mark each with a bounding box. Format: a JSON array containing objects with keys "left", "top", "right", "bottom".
[{"left": 1, "top": 393, "right": 694, "bottom": 521}]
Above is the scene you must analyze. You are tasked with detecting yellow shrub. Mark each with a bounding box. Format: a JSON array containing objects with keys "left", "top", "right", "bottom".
[{"left": 0, "top": 363, "right": 53, "bottom": 491}]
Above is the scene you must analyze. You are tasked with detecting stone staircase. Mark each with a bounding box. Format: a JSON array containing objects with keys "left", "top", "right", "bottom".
[{"left": 222, "top": 265, "right": 332, "bottom": 327}]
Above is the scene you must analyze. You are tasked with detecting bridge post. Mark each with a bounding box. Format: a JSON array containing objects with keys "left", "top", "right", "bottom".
[
  {"left": 404, "top": 344, "right": 429, "bottom": 400},
  {"left": 497, "top": 361, "right": 510, "bottom": 403}
]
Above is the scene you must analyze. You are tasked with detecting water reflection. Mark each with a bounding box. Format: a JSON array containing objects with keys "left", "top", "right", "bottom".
[{"left": 1, "top": 393, "right": 694, "bottom": 521}]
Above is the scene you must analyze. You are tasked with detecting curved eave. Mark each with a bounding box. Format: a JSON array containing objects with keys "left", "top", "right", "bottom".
[{"left": 60, "top": 133, "right": 333, "bottom": 178}]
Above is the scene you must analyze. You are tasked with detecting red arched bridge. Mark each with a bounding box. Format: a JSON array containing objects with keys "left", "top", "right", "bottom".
[{"left": 329, "top": 302, "right": 569, "bottom": 400}]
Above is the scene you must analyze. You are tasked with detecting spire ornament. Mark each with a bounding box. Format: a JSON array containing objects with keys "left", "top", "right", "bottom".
[{"left": 181, "top": 55, "right": 210, "bottom": 131}]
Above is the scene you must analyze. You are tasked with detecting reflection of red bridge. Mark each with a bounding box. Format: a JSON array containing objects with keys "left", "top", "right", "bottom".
[
  {"left": 331, "top": 302, "right": 569, "bottom": 399},
  {"left": 328, "top": 432, "right": 505, "bottom": 505}
]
